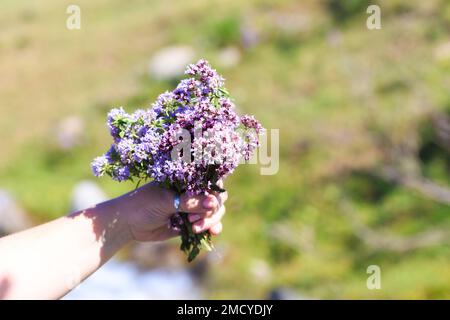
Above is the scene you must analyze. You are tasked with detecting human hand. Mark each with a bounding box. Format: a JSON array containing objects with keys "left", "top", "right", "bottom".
[{"left": 116, "top": 182, "right": 227, "bottom": 242}]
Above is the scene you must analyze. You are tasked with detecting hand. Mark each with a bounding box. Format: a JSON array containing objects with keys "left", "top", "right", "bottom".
[
  {"left": 116, "top": 182, "right": 228, "bottom": 242},
  {"left": 0, "top": 181, "right": 228, "bottom": 299}
]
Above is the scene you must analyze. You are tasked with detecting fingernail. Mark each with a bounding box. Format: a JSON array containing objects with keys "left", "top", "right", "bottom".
[
  {"left": 188, "top": 214, "right": 201, "bottom": 222},
  {"left": 193, "top": 224, "right": 203, "bottom": 233},
  {"left": 202, "top": 196, "right": 215, "bottom": 209}
]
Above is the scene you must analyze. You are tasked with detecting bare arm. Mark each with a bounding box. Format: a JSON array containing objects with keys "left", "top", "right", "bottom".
[{"left": 0, "top": 183, "right": 227, "bottom": 299}]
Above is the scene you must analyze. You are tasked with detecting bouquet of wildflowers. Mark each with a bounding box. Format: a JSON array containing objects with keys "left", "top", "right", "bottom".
[{"left": 92, "top": 59, "right": 263, "bottom": 261}]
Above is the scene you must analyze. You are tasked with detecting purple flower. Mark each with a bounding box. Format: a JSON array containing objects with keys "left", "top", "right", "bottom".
[
  {"left": 107, "top": 107, "right": 129, "bottom": 141},
  {"left": 95, "top": 60, "right": 263, "bottom": 187},
  {"left": 91, "top": 155, "right": 109, "bottom": 177},
  {"left": 113, "top": 166, "right": 130, "bottom": 182},
  {"left": 116, "top": 138, "right": 135, "bottom": 164},
  {"left": 93, "top": 59, "right": 264, "bottom": 261},
  {"left": 151, "top": 91, "right": 175, "bottom": 117},
  {"left": 240, "top": 115, "right": 264, "bottom": 133}
]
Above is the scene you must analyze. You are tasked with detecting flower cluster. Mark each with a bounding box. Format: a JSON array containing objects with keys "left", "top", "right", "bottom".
[{"left": 92, "top": 59, "right": 263, "bottom": 261}]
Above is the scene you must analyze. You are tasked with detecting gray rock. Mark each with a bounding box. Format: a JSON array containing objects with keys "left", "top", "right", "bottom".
[
  {"left": 131, "top": 242, "right": 185, "bottom": 269},
  {"left": 217, "top": 47, "right": 241, "bottom": 68},
  {"left": 268, "top": 287, "right": 313, "bottom": 300},
  {"left": 148, "top": 46, "right": 195, "bottom": 80},
  {"left": 70, "top": 181, "right": 107, "bottom": 212},
  {"left": 434, "top": 41, "right": 450, "bottom": 61},
  {"left": 0, "top": 190, "right": 31, "bottom": 236},
  {"left": 63, "top": 259, "right": 202, "bottom": 300},
  {"left": 240, "top": 21, "right": 260, "bottom": 49},
  {"left": 327, "top": 30, "right": 342, "bottom": 47},
  {"left": 249, "top": 259, "right": 271, "bottom": 283},
  {"left": 55, "top": 116, "right": 85, "bottom": 150},
  {"left": 271, "top": 12, "right": 312, "bottom": 34}
]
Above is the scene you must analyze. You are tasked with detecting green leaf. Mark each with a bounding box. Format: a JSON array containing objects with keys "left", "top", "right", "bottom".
[
  {"left": 210, "top": 183, "right": 226, "bottom": 193},
  {"left": 188, "top": 246, "right": 200, "bottom": 262},
  {"left": 200, "top": 237, "right": 213, "bottom": 251}
]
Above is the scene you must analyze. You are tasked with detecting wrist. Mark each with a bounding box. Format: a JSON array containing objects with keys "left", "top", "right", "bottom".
[{"left": 96, "top": 198, "right": 134, "bottom": 252}]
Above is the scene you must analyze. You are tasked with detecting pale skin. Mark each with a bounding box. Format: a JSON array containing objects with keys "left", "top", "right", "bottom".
[{"left": 0, "top": 182, "right": 227, "bottom": 300}]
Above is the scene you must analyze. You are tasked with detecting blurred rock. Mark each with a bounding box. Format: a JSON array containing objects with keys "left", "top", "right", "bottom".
[
  {"left": 55, "top": 116, "right": 85, "bottom": 150},
  {"left": 327, "top": 29, "right": 342, "bottom": 47},
  {"left": 218, "top": 47, "right": 241, "bottom": 68},
  {"left": 70, "top": 181, "right": 107, "bottom": 212},
  {"left": 131, "top": 242, "right": 185, "bottom": 269},
  {"left": 434, "top": 42, "right": 450, "bottom": 61},
  {"left": 148, "top": 46, "right": 195, "bottom": 80},
  {"left": 249, "top": 259, "right": 271, "bottom": 283},
  {"left": 131, "top": 242, "right": 226, "bottom": 282},
  {"left": 0, "top": 190, "right": 31, "bottom": 236},
  {"left": 268, "top": 287, "right": 312, "bottom": 300},
  {"left": 64, "top": 259, "right": 202, "bottom": 300},
  {"left": 240, "top": 21, "right": 260, "bottom": 49},
  {"left": 271, "top": 12, "right": 311, "bottom": 34}
]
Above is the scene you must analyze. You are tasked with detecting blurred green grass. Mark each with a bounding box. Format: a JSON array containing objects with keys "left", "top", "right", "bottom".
[{"left": 0, "top": 0, "right": 449, "bottom": 298}]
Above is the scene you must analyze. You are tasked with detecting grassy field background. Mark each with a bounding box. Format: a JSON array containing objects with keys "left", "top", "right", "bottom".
[{"left": 1, "top": 0, "right": 450, "bottom": 298}]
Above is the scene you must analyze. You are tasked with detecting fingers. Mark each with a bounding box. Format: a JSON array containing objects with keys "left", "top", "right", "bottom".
[
  {"left": 180, "top": 179, "right": 228, "bottom": 223},
  {"left": 209, "top": 222, "right": 223, "bottom": 235},
  {"left": 180, "top": 193, "right": 218, "bottom": 215},
  {"left": 218, "top": 190, "right": 228, "bottom": 207},
  {"left": 192, "top": 205, "right": 226, "bottom": 233},
  {"left": 181, "top": 192, "right": 227, "bottom": 217}
]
